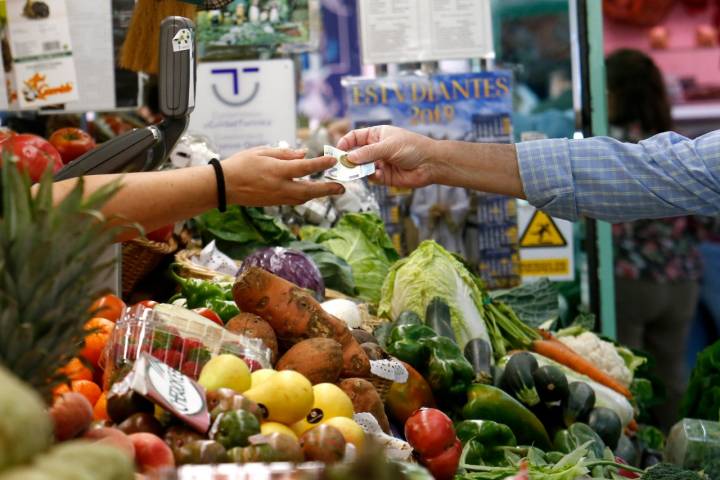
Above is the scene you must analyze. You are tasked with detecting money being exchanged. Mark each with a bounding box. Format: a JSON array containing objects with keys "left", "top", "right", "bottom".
[{"left": 323, "top": 145, "right": 376, "bottom": 182}]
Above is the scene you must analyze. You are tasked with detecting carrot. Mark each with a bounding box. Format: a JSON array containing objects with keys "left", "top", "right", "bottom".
[
  {"left": 532, "top": 338, "right": 633, "bottom": 399},
  {"left": 627, "top": 418, "right": 638, "bottom": 432},
  {"left": 232, "top": 267, "right": 370, "bottom": 377}
]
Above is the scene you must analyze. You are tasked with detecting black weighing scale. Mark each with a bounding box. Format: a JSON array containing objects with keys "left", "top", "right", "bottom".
[
  {"left": 54, "top": 16, "right": 197, "bottom": 297},
  {"left": 55, "top": 16, "right": 196, "bottom": 180}
]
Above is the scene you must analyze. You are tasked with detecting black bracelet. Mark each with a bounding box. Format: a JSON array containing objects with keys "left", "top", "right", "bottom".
[{"left": 209, "top": 158, "right": 227, "bottom": 213}]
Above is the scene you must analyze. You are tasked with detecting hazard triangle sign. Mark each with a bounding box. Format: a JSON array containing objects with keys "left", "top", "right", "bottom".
[{"left": 519, "top": 210, "right": 567, "bottom": 248}]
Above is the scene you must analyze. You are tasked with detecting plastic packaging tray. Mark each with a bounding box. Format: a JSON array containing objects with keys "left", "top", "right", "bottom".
[
  {"left": 665, "top": 418, "right": 720, "bottom": 469},
  {"left": 103, "top": 304, "right": 272, "bottom": 389}
]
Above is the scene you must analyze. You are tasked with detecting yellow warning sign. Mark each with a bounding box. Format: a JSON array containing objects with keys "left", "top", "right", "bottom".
[
  {"left": 519, "top": 210, "right": 567, "bottom": 248},
  {"left": 521, "top": 259, "right": 570, "bottom": 276}
]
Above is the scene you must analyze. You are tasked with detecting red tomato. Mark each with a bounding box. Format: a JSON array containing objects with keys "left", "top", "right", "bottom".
[
  {"left": 146, "top": 224, "right": 174, "bottom": 243},
  {"left": 421, "top": 439, "right": 462, "bottom": 480},
  {"left": 193, "top": 308, "right": 224, "bottom": 326},
  {"left": 0, "top": 134, "right": 63, "bottom": 182},
  {"left": 49, "top": 127, "right": 96, "bottom": 164},
  {"left": 404, "top": 408, "right": 456, "bottom": 457},
  {"left": 615, "top": 457, "right": 640, "bottom": 478},
  {"left": 89, "top": 294, "right": 126, "bottom": 322},
  {"left": 134, "top": 300, "right": 158, "bottom": 309}
]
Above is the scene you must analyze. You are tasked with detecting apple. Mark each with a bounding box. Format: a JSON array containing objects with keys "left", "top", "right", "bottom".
[
  {"left": 128, "top": 432, "right": 175, "bottom": 473},
  {"left": 146, "top": 224, "right": 174, "bottom": 243},
  {"left": 49, "top": 127, "right": 97, "bottom": 164},
  {"left": 649, "top": 26, "right": 670, "bottom": 50},
  {"left": 0, "top": 134, "right": 63, "bottom": 182}
]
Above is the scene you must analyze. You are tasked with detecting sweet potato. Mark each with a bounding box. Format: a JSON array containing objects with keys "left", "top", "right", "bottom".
[
  {"left": 338, "top": 378, "right": 390, "bottom": 433},
  {"left": 233, "top": 267, "right": 370, "bottom": 377},
  {"left": 225, "top": 312, "right": 279, "bottom": 364},
  {"left": 276, "top": 338, "right": 343, "bottom": 385}
]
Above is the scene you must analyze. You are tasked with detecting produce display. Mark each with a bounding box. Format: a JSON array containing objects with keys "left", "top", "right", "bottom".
[{"left": 1, "top": 166, "right": 719, "bottom": 480}]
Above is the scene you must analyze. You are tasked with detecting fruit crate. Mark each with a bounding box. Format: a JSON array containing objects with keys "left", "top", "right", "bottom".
[{"left": 103, "top": 304, "right": 272, "bottom": 389}]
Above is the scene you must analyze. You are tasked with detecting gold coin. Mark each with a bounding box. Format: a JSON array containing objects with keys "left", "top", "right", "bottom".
[{"left": 338, "top": 154, "right": 356, "bottom": 169}]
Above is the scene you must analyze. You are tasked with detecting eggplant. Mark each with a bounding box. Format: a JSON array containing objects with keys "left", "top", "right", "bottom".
[
  {"left": 463, "top": 338, "right": 493, "bottom": 384},
  {"left": 424, "top": 297, "right": 456, "bottom": 341}
]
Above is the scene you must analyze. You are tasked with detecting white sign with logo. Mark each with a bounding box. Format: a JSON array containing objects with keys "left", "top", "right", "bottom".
[
  {"left": 518, "top": 201, "right": 575, "bottom": 282},
  {"left": 189, "top": 59, "right": 297, "bottom": 158},
  {"left": 358, "top": 0, "right": 494, "bottom": 65}
]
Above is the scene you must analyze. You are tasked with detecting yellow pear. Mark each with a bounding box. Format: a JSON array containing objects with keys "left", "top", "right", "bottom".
[
  {"left": 243, "top": 370, "right": 313, "bottom": 425},
  {"left": 197, "top": 354, "right": 251, "bottom": 393},
  {"left": 290, "top": 383, "right": 354, "bottom": 436}
]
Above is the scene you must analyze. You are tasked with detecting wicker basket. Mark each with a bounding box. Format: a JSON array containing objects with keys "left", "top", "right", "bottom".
[
  {"left": 122, "top": 236, "right": 178, "bottom": 296},
  {"left": 174, "top": 248, "right": 239, "bottom": 281}
]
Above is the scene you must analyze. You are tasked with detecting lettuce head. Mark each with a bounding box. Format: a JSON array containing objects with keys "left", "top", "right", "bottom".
[{"left": 379, "top": 240, "right": 491, "bottom": 351}]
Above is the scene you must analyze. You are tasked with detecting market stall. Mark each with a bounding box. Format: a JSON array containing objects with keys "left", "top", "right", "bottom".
[{"left": 0, "top": 0, "right": 719, "bottom": 479}]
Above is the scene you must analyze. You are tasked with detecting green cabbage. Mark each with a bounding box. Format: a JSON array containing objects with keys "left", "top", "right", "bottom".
[
  {"left": 379, "top": 240, "right": 490, "bottom": 351},
  {"left": 300, "top": 213, "right": 399, "bottom": 304}
]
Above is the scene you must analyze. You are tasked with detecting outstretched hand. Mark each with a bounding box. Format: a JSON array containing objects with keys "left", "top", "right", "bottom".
[
  {"left": 222, "top": 146, "right": 345, "bottom": 206},
  {"left": 337, "top": 125, "right": 439, "bottom": 189}
]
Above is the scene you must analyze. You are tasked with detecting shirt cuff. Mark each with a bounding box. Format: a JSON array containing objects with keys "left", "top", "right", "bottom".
[{"left": 515, "top": 138, "right": 579, "bottom": 221}]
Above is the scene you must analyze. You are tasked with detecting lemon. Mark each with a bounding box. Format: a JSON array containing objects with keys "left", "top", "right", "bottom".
[
  {"left": 251, "top": 369, "right": 277, "bottom": 387},
  {"left": 197, "top": 354, "right": 251, "bottom": 393},
  {"left": 243, "top": 370, "right": 314, "bottom": 425},
  {"left": 323, "top": 416, "right": 365, "bottom": 452},
  {"left": 290, "top": 383, "right": 354, "bottom": 436},
  {"left": 261, "top": 422, "right": 298, "bottom": 440}
]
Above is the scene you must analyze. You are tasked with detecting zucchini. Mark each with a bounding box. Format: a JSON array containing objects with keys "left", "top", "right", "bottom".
[
  {"left": 373, "top": 322, "right": 393, "bottom": 349},
  {"left": 464, "top": 384, "right": 552, "bottom": 449},
  {"left": 533, "top": 365, "right": 569, "bottom": 403},
  {"left": 614, "top": 434, "right": 639, "bottom": 466},
  {"left": 395, "top": 310, "right": 422, "bottom": 327},
  {"left": 588, "top": 407, "right": 622, "bottom": 450},
  {"left": 500, "top": 352, "right": 540, "bottom": 407},
  {"left": 530, "top": 402, "right": 564, "bottom": 438},
  {"left": 464, "top": 338, "right": 493, "bottom": 384},
  {"left": 562, "top": 382, "right": 596, "bottom": 427},
  {"left": 425, "top": 297, "right": 455, "bottom": 341}
]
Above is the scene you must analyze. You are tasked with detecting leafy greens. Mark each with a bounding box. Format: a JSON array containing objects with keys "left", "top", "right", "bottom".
[
  {"left": 301, "top": 213, "right": 399, "bottom": 304},
  {"left": 379, "top": 240, "right": 490, "bottom": 351}
]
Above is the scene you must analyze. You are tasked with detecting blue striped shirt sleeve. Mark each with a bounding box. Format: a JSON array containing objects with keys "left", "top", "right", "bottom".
[{"left": 515, "top": 130, "right": 720, "bottom": 222}]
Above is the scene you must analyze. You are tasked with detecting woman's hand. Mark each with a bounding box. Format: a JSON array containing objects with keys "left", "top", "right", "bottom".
[
  {"left": 222, "top": 146, "right": 344, "bottom": 206},
  {"left": 337, "top": 125, "right": 439, "bottom": 189}
]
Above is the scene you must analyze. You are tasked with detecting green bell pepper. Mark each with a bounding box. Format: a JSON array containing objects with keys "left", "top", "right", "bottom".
[
  {"left": 386, "top": 323, "right": 435, "bottom": 368},
  {"left": 210, "top": 409, "right": 260, "bottom": 449},
  {"left": 423, "top": 336, "right": 474, "bottom": 394},
  {"left": 171, "top": 267, "right": 239, "bottom": 322},
  {"left": 456, "top": 420, "right": 516, "bottom": 466},
  {"left": 553, "top": 429, "right": 573, "bottom": 454}
]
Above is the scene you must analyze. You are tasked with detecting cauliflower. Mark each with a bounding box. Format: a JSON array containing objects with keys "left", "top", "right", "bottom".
[{"left": 558, "top": 331, "right": 633, "bottom": 387}]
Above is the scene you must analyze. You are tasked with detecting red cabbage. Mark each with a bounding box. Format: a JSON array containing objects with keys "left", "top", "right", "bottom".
[{"left": 240, "top": 247, "right": 325, "bottom": 300}]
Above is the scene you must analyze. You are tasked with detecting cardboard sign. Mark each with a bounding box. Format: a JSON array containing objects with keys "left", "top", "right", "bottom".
[
  {"left": 5, "top": 0, "right": 79, "bottom": 109},
  {"left": 188, "top": 59, "right": 296, "bottom": 157}
]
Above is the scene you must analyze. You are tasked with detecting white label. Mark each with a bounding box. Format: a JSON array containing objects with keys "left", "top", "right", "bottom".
[
  {"left": 189, "top": 59, "right": 296, "bottom": 157},
  {"left": 146, "top": 355, "right": 205, "bottom": 416},
  {"left": 172, "top": 28, "right": 192, "bottom": 52},
  {"left": 358, "top": 0, "right": 494, "bottom": 65},
  {"left": 6, "top": 0, "right": 80, "bottom": 108},
  {"left": 370, "top": 359, "right": 408, "bottom": 383},
  {"left": 323, "top": 145, "right": 376, "bottom": 182}
]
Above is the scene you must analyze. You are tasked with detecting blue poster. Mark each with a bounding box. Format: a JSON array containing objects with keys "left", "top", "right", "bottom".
[
  {"left": 345, "top": 71, "right": 520, "bottom": 289},
  {"left": 344, "top": 71, "right": 513, "bottom": 142}
]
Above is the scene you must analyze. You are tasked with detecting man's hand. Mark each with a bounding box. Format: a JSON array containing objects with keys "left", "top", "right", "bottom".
[
  {"left": 222, "top": 146, "right": 344, "bottom": 206},
  {"left": 337, "top": 125, "right": 439, "bottom": 189}
]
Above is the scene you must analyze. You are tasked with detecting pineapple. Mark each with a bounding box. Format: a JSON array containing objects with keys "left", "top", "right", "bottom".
[{"left": 0, "top": 163, "right": 122, "bottom": 400}]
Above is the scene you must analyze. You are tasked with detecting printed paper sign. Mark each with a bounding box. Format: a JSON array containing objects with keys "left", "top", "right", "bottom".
[
  {"left": 188, "top": 59, "right": 296, "bottom": 157},
  {"left": 5, "top": 0, "right": 79, "bottom": 108},
  {"left": 358, "top": 0, "right": 494, "bottom": 65},
  {"left": 518, "top": 202, "right": 575, "bottom": 282}
]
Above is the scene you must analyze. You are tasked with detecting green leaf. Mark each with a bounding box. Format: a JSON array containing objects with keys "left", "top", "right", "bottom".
[
  {"left": 301, "top": 213, "right": 398, "bottom": 304},
  {"left": 492, "top": 278, "right": 559, "bottom": 329}
]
